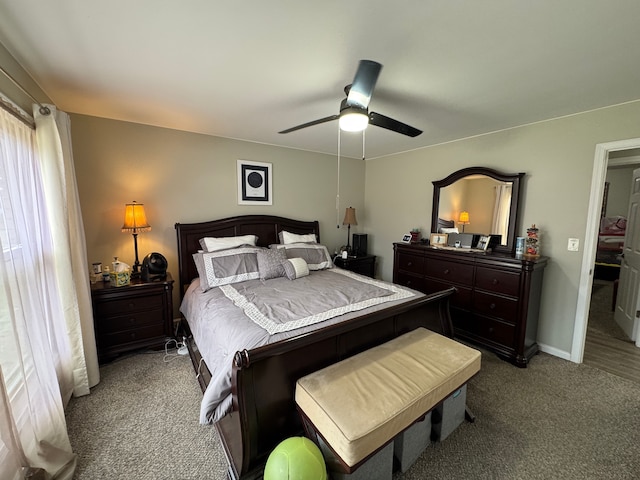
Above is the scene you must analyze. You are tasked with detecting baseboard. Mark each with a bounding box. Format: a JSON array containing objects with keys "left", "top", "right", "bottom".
[{"left": 538, "top": 342, "right": 572, "bottom": 362}]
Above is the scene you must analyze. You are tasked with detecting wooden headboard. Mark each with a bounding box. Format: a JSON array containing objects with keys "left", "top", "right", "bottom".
[{"left": 174, "top": 215, "right": 320, "bottom": 296}]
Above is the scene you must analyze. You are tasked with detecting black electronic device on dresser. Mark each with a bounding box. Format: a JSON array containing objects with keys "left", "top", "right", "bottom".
[{"left": 90, "top": 273, "right": 174, "bottom": 363}]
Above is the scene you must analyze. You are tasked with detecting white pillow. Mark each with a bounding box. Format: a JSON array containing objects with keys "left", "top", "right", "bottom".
[
  {"left": 279, "top": 231, "right": 317, "bottom": 245},
  {"left": 440, "top": 227, "right": 459, "bottom": 234},
  {"left": 199, "top": 235, "right": 258, "bottom": 252}
]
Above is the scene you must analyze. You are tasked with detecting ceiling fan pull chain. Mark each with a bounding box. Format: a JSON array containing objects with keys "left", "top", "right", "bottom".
[
  {"left": 336, "top": 126, "right": 341, "bottom": 228},
  {"left": 362, "top": 129, "right": 366, "bottom": 161}
]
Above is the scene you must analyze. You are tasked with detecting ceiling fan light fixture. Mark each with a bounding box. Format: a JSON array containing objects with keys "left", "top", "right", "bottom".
[{"left": 339, "top": 107, "right": 369, "bottom": 132}]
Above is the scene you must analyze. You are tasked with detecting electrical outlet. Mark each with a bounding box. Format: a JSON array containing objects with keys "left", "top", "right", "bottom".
[{"left": 567, "top": 238, "right": 579, "bottom": 251}]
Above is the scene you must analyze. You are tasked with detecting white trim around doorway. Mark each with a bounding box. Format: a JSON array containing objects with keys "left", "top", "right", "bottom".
[{"left": 571, "top": 137, "right": 640, "bottom": 363}]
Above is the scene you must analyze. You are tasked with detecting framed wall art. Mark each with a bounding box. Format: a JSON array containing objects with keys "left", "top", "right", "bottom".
[{"left": 237, "top": 160, "right": 272, "bottom": 205}]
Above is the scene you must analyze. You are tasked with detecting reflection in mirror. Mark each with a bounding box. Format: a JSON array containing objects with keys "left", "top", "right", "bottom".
[
  {"left": 439, "top": 175, "right": 512, "bottom": 242},
  {"left": 431, "top": 167, "right": 524, "bottom": 253}
]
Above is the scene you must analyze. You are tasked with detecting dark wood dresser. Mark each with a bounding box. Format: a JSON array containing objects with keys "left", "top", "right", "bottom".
[
  {"left": 393, "top": 243, "right": 547, "bottom": 367},
  {"left": 91, "top": 273, "right": 174, "bottom": 362}
]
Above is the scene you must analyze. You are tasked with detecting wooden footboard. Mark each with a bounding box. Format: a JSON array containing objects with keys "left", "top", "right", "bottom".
[{"left": 216, "top": 287, "right": 455, "bottom": 480}]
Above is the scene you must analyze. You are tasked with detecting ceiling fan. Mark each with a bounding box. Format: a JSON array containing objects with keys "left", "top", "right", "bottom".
[{"left": 279, "top": 60, "right": 422, "bottom": 137}]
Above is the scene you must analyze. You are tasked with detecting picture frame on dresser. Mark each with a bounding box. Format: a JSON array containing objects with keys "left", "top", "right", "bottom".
[
  {"left": 429, "top": 233, "right": 448, "bottom": 247},
  {"left": 476, "top": 235, "right": 490, "bottom": 251}
]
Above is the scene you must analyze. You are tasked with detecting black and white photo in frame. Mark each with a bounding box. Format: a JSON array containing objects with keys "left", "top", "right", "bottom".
[{"left": 237, "top": 160, "right": 272, "bottom": 205}]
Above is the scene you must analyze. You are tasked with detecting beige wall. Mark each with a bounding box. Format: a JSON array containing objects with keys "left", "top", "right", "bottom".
[
  {"left": 605, "top": 165, "right": 636, "bottom": 218},
  {"left": 365, "top": 100, "right": 640, "bottom": 358},
  {"left": 70, "top": 114, "right": 366, "bottom": 315}
]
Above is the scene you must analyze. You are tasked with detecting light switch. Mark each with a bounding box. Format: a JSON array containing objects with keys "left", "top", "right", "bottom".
[{"left": 568, "top": 238, "right": 579, "bottom": 251}]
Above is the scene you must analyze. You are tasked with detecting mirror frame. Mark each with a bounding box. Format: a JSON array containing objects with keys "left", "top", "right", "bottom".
[{"left": 431, "top": 167, "right": 525, "bottom": 254}]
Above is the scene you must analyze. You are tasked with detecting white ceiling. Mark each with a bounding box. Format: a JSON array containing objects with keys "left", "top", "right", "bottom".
[{"left": 1, "top": 1, "right": 640, "bottom": 159}]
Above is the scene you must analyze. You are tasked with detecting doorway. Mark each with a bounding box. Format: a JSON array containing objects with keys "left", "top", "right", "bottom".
[{"left": 572, "top": 138, "right": 640, "bottom": 365}]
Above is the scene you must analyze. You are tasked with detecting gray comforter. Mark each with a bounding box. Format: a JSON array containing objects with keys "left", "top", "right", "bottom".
[{"left": 180, "top": 268, "right": 419, "bottom": 424}]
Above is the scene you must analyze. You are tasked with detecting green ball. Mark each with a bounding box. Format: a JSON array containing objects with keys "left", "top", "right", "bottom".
[{"left": 264, "top": 436, "right": 327, "bottom": 480}]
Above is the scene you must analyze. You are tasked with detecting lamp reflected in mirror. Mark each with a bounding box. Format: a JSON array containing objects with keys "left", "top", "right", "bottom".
[{"left": 458, "top": 211, "right": 470, "bottom": 232}]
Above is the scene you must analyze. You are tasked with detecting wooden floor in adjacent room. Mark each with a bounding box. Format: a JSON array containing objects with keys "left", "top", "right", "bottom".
[{"left": 584, "top": 280, "right": 640, "bottom": 384}]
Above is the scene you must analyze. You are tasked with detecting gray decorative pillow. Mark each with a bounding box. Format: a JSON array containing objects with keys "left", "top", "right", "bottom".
[
  {"left": 270, "top": 243, "right": 333, "bottom": 270},
  {"left": 193, "top": 247, "right": 261, "bottom": 292},
  {"left": 257, "top": 248, "right": 288, "bottom": 280}
]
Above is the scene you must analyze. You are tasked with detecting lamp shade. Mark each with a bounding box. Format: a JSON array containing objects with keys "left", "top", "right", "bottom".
[
  {"left": 458, "top": 211, "right": 470, "bottom": 224},
  {"left": 122, "top": 201, "right": 151, "bottom": 232},
  {"left": 343, "top": 207, "right": 358, "bottom": 226}
]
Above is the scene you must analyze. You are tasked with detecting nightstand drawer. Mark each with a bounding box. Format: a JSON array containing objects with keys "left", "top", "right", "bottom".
[
  {"left": 100, "top": 323, "right": 167, "bottom": 348},
  {"left": 97, "top": 308, "right": 164, "bottom": 334},
  {"left": 96, "top": 293, "right": 164, "bottom": 317}
]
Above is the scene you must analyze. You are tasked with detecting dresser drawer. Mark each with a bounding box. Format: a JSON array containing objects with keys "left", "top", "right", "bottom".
[
  {"left": 473, "top": 291, "right": 519, "bottom": 322},
  {"left": 425, "top": 278, "right": 472, "bottom": 309},
  {"left": 396, "top": 252, "right": 424, "bottom": 275},
  {"left": 394, "top": 271, "right": 426, "bottom": 293},
  {"left": 475, "top": 267, "right": 520, "bottom": 297},
  {"left": 425, "top": 258, "right": 474, "bottom": 286},
  {"left": 96, "top": 308, "right": 164, "bottom": 334},
  {"left": 454, "top": 314, "right": 515, "bottom": 350},
  {"left": 95, "top": 293, "right": 164, "bottom": 317},
  {"left": 99, "top": 323, "right": 167, "bottom": 348}
]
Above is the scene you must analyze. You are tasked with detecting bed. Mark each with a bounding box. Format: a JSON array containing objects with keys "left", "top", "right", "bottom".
[
  {"left": 595, "top": 216, "right": 626, "bottom": 280},
  {"left": 175, "top": 214, "right": 455, "bottom": 480}
]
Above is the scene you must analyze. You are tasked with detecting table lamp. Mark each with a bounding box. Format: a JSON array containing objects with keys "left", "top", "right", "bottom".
[
  {"left": 121, "top": 201, "right": 151, "bottom": 277},
  {"left": 342, "top": 207, "right": 358, "bottom": 255}
]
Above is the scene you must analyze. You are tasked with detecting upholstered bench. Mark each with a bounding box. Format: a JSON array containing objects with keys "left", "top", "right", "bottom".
[{"left": 295, "top": 327, "right": 481, "bottom": 479}]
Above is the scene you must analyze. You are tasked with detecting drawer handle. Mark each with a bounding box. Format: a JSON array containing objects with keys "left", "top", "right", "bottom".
[
  {"left": 406, "top": 280, "right": 412, "bottom": 286},
  {"left": 128, "top": 302, "right": 135, "bottom": 309},
  {"left": 490, "top": 303, "right": 496, "bottom": 309},
  {"left": 130, "top": 332, "right": 136, "bottom": 339},
  {"left": 128, "top": 317, "right": 136, "bottom": 325},
  {"left": 407, "top": 261, "right": 413, "bottom": 267},
  {"left": 488, "top": 327, "right": 494, "bottom": 334},
  {"left": 492, "top": 278, "right": 499, "bottom": 285},
  {"left": 443, "top": 269, "right": 450, "bottom": 275}
]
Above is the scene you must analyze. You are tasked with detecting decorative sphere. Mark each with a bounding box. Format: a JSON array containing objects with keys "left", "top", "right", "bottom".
[{"left": 264, "top": 437, "right": 327, "bottom": 480}]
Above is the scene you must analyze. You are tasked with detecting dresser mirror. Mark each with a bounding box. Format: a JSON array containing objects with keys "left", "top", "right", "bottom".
[{"left": 431, "top": 167, "right": 524, "bottom": 253}]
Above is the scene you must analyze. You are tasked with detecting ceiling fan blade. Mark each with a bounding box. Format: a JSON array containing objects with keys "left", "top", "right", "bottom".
[
  {"left": 346, "top": 60, "right": 382, "bottom": 109},
  {"left": 278, "top": 115, "right": 339, "bottom": 134},
  {"left": 369, "top": 112, "right": 423, "bottom": 137}
]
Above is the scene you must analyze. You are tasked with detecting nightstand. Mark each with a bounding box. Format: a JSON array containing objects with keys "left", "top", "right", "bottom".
[
  {"left": 334, "top": 254, "right": 376, "bottom": 278},
  {"left": 91, "top": 273, "right": 174, "bottom": 362}
]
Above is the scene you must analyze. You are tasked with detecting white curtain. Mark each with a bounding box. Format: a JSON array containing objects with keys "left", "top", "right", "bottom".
[
  {"left": 34, "top": 106, "right": 99, "bottom": 399},
  {"left": 0, "top": 104, "right": 98, "bottom": 479},
  {"left": 492, "top": 184, "right": 512, "bottom": 242}
]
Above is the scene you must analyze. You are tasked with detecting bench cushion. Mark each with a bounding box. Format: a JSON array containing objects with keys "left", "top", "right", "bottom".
[{"left": 295, "top": 327, "right": 481, "bottom": 467}]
